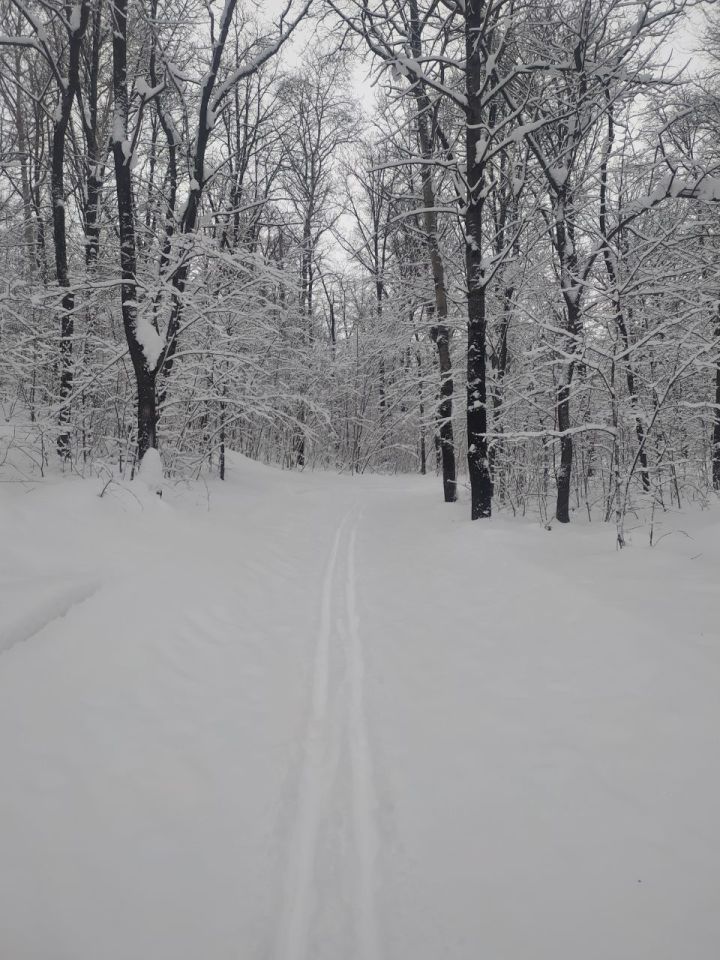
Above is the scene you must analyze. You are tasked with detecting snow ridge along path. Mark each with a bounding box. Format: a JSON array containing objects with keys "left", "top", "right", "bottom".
[
  {"left": 0, "top": 577, "right": 101, "bottom": 655},
  {"left": 276, "top": 509, "right": 382, "bottom": 960}
]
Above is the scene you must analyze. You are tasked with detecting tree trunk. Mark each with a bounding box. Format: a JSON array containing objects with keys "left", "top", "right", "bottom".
[
  {"left": 466, "top": 282, "right": 493, "bottom": 519},
  {"left": 112, "top": 0, "right": 157, "bottom": 460},
  {"left": 409, "top": 0, "right": 456, "bottom": 502},
  {"left": 552, "top": 189, "right": 581, "bottom": 523},
  {"left": 137, "top": 368, "right": 158, "bottom": 460},
  {"left": 53, "top": 116, "right": 74, "bottom": 459},
  {"left": 434, "top": 328, "right": 457, "bottom": 502},
  {"left": 555, "top": 375, "right": 573, "bottom": 523},
  {"left": 52, "top": 4, "right": 89, "bottom": 458},
  {"left": 713, "top": 321, "right": 720, "bottom": 490},
  {"left": 465, "top": 0, "right": 493, "bottom": 519}
]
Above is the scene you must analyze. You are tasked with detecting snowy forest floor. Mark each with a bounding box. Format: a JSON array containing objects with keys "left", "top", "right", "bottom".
[{"left": 1, "top": 455, "right": 719, "bottom": 960}]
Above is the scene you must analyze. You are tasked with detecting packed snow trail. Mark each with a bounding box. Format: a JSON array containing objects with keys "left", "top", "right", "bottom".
[
  {"left": 276, "top": 509, "right": 381, "bottom": 960},
  {"left": 1, "top": 455, "right": 720, "bottom": 960},
  {"left": 274, "top": 512, "right": 348, "bottom": 960},
  {"left": 344, "top": 519, "right": 382, "bottom": 960}
]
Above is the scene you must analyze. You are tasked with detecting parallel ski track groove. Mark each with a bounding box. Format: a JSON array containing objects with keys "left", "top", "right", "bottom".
[
  {"left": 275, "top": 509, "right": 382, "bottom": 960},
  {"left": 345, "top": 518, "right": 381, "bottom": 960}
]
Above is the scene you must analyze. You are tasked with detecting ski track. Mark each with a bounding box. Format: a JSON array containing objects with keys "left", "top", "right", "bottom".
[
  {"left": 275, "top": 509, "right": 382, "bottom": 960},
  {"left": 344, "top": 519, "right": 382, "bottom": 960},
  {"left": 274, "top": 511, "right": 350, "bottom": 960}
]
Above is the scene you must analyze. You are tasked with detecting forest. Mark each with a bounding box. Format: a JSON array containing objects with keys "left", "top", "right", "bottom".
[
  {"left": 1, "top": 1, "right": 719, "bottom": 958},
  {"left": 1, "top": 0, "right": 719, "bottom": 534}
]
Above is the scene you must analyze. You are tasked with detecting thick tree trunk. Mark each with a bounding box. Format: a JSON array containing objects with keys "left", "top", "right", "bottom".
[
  {"left": 137, "top": 369, "right": 158, "bottom": 460},
  {"left": 465, "top": 0, "right": 493, "bottom": 519},
  {"left": 112, "top": 0, "right": 157, "bottom": 461},
  {"left": 466, "top": 282, "right": 493, "bottom": 519}
]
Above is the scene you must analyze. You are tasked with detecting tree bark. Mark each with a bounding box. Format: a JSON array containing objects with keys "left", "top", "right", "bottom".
[
  {"left": 555, "top": 376, "right": 574, "bottom": 523},
  {"left": 713, "top": 312, "right": 720, "bottom": 490},
  {"left": 465, "top": 0, "right": 493, "bottom": 519},
  {"left": 52, "top": 1, "right": 89, "bottom": 458},
  {"left": 409, "top": 0, "right": 457, "bottom": 502},
  {"left": 433, "top": 327, "right": 457, "bottom": 502},
  {"left": 552, "top": 188, "right": 581, "bottom": 523},
  {"left": 111, "top": 0, "right": 156, "bottom": 460}
]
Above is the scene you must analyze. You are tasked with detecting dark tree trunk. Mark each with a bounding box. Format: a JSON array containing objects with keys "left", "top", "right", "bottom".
[
  {"left": 137, "top": 368, "right": 158, "bottom": 460},
  {"left": 112, "top": 0, "right": 157, "bottom": 461},
  {"left": 52, "top": 2, "right": 89, "bottom": 457},
  {"left": 83, "top": 0, "right": 104, "bottom": 272},
  {"left": 434, "top": 328, "right": 457, "bottom": 503},
  {"left": 53, "top": 109, "right": 73, "bottom": 460},
  {"left": 555, "top": 375, "right": 574, "bottom": 523},
  {"left": 219, "top": 382, "right": 227, "bottom": 481},
  {"left": 409, "top": 0, "right": 456, "bottom": 502},
  {"left": 713, "top": 326, "right": 720, "bottom": 491},
  {"left": 465, "top": 0, "right": 493, "bottom": 519},
  {"left": 466, "top": 283, "right": 493, "bottom": 519},
  {"left": 551, "top": 188, "right": 581, "bottom": 523}
]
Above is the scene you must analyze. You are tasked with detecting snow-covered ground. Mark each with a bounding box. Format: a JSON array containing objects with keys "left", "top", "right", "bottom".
[{"left": 1, "top": 456, "right": 719, "bottom": 960}]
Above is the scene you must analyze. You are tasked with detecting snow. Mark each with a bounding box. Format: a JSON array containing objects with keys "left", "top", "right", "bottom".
[
  {"left": 137, "top": 448, "right": 164, "bottom": 496},
  {"left": 68, "top": 4, "right": 81, "bottom": 32},
  {"left": 549, "top": 162, "right": 568, "bottom": 187},
  {"left": 475, "top": 136, "right": 488, "bottom": 163},
  {"left": 1, "top": 457, "right": 719, "bottom": 959},
  {"left": 133, "top": 313, "right": 165, "bottom": 370},
  {"left": 111, "top": 111, "right": 125, "bottom": 146},
  {"left": 133, "top": 77, "right": 164, "bottom": 101},
  {"left": 697, "top": 176, "right": 720, "bottom": 203}
]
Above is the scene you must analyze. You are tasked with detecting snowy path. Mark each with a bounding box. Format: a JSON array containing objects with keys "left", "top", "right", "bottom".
[
  {"left": 1, "top": 456, "right": 720, "bottom": 959},
  {"left": 276, "top": 509, "right": 380, "bottom": 960}
]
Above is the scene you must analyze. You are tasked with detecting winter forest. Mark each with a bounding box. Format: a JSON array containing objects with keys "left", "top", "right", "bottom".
[
  {"left": 1, "top": 0, "right": 720, "bottom": 957},
  {"left": 2, "top": 0, "right": 720, "bottom": 529}
]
